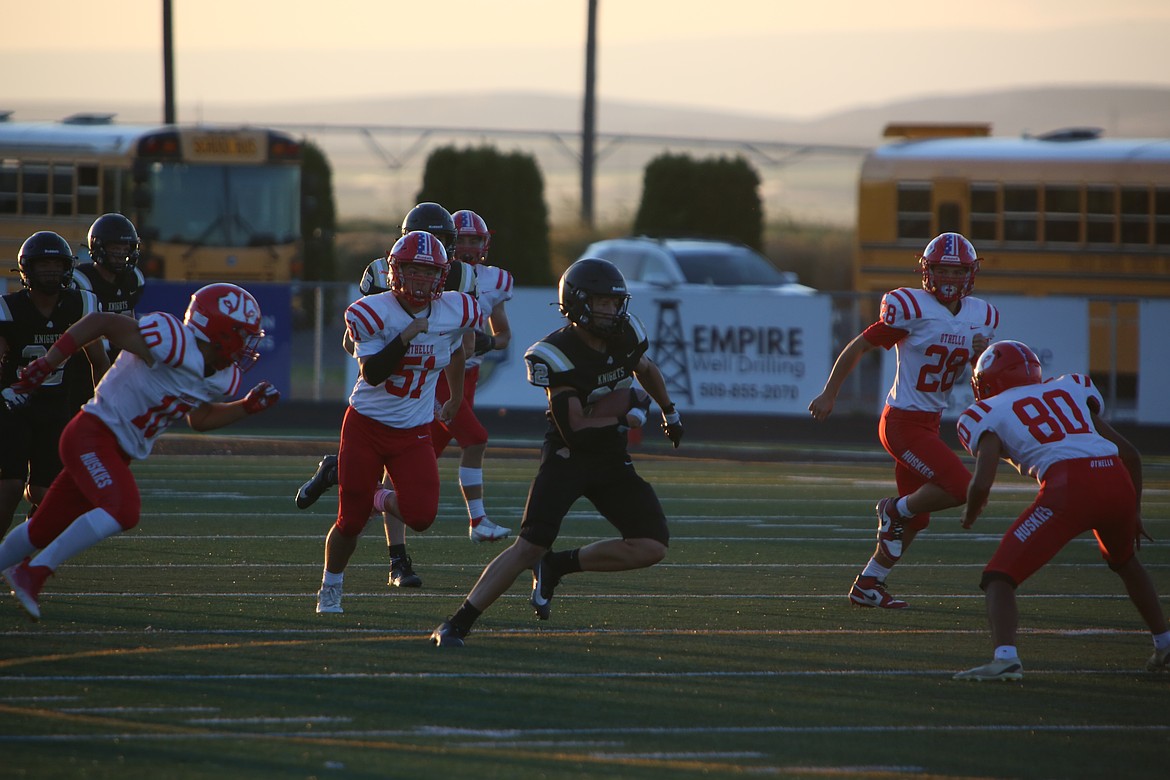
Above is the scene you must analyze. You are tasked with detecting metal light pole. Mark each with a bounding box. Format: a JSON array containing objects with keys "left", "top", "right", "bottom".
[
  {"left": 163, "top": 0, "right": 176, "bottom": 124},
  {"left": 581, "top": 0, "right": 598, "bottom": 227}
]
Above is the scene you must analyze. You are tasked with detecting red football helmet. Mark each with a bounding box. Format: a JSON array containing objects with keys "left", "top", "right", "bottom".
[
  {"left": 452, "top": 209, "right": 491, "bottom": 265},
  {"left": 971, "top": 340, "right": 1043, "bottom": 401},
  {"left": 389, "top": 230, "right": 450, "bottom": 308},
  {"left": 184, "top": 283, "right": 265, "bottom": 371},
  {"left": 919, "top": 232, "right": 979, "bottom": 304}
]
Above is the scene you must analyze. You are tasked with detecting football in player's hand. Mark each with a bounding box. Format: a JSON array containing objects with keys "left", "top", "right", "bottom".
[{"left": 584, "top": 389, "right": 633, "bottom": 419}]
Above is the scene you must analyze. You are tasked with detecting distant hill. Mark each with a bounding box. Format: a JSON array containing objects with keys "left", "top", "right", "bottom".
[
  {"left": 8, "top": 85, "right": 1170, "bottom": 225},
  {"left": 10, "top": 84, "right": 1169, "bottom": 144}
]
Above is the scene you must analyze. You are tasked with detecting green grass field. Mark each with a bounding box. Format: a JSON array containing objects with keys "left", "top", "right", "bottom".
[{"left": 2, "top": 446, "right": 1168, "bottom": 779}]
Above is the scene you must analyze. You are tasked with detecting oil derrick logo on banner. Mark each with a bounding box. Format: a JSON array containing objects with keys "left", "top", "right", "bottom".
[{"left": 650, "top": 299, "right": 693, "bottom": 404}]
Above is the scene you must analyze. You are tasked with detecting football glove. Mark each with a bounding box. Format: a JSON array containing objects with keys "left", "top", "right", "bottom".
[
  {"left": 1, "top": 387, "right": 30, "bottom": 411},
  {"left": 12, "top": 357, "right": 55, "bottom": 394},
  {"left": 242, "top": 381, "right": 281, "bottom": 415},
  {"left": 662, "top": 405, "right": 683, "bottom": 448},
  {"left": 473, "top": 330, "right": 496, "bottom": 357}
]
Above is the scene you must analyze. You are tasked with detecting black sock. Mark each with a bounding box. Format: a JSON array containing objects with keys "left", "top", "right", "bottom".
[
  {"left": 449, "top": 600, "right": 481, "bottom": 635},
  {"left": 388, "top": 543, "right": 407, "bottom": 562},
  {"left": 548, "top": 548, "right": 583, "bottom": 577}
]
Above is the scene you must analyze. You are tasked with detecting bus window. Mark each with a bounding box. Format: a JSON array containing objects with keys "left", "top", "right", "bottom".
[
  {"left": 0, "top": 161, "right": 16, "bottom": 214},
  {"left": 52, "top": 165, "right": 74, "bottom": 216},
  {"left": 24, "top": 163, "right": 50, "bottom": 216},
  {"left": 969, "top": 183, "right": 998, "bottom": 242},
  {"left": 896, "top": 183, "right": 931, "bottom": 239},
  {"left": 1086, "top": 186, "right": 1115, "bottom": 244},
  {"left": 1043, "top": 185, "right": 1080, "bottom": 243},
  {"left": 1157, "top": 189, "right": 1170, "bottom": 246},
  {"left": 77, "top": 165, "right": 100, "bottom": 215},
  {"left": 1120, "top": 187, "right": 1150, "bottom": 245},
  {"left": 1003, "top": 185, "right": 1038, "bottom": 242}
]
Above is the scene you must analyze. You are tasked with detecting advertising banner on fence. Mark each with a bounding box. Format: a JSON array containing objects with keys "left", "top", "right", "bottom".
[
  {"left": 1138, "top": 300, "right": 1170, "bottom": 425},
  {"left": 473, "top": 287, "right": 833, "bottom": 414}
]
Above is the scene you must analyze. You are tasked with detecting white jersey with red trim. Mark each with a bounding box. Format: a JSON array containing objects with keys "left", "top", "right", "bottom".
[
  {"left": 467, "top": 263, "right": 514, "bottom": 369},
  {"left": 866, "top": 287, "right": 999, "bottom": 412},
  {"left": 346, "top": 290, "right": 481, "bottom": 428},
  {"left": 83, "top": 312, "right": 242, "bottom": 460},
  {"left": 956, "top": 374, "right": 1117, "bottom": 481}
]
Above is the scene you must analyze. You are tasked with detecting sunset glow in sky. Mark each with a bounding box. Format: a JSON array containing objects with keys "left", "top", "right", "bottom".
[{"left": 4, "top": 0, "right": 1170, "bottom": 119}]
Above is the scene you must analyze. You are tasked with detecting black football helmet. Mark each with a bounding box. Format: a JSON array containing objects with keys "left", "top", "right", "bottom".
[
  {"left": 401, "top": 202, "right": 456, "bottom": 256},
  {"left": 18, "top": 231, "right": 76, "bottom": 292},
  {"left": 87, "top": 213, "right": 141, "bottom": 273},
  {"left": 558, "top": 257, "right": 630, "bottom": 335}
]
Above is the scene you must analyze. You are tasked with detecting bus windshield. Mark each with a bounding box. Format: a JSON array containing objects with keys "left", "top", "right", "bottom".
[{"left": 142, "top": 163, "right": 300, "bottom": 248}]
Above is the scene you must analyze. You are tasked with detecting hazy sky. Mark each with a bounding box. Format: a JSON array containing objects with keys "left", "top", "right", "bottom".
[{"left": 4, "top": 0, "right": 1170, "bottom": 120}]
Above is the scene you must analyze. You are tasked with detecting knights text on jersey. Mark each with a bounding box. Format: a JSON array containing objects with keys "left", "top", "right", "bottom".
[
  {"left": 72, "top": 264, "right": 145, "bottom": 317},
  {"left": 524, "top": 315, "right": 649, "bottom": 454},
  {"left": 862, "top": 287, "right": 999, "bottom": 412},
  {"left": 84, "top": 312, "right": 242, "bottom": 460},
  {"left": 0, "top": 288, "right": 101, "bottom": 399},
  {"left": 345, "top": 290, "right": 481, "bottom": 428},
  {"left": 956, "top": 374, "right": 1116, "bottom": 482}
]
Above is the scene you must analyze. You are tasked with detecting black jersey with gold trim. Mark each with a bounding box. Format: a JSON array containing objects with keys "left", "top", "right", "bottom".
[{"left": 524, "top": 314, "right": 649, "bottom": 456}]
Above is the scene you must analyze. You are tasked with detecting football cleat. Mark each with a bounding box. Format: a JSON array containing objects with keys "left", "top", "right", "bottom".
[
  {"left": 295, "top": 454, "right": 339, "bottom": 510},
  {"left": 316, "top": 582, "right": 343, "bottom": 614},
  {"left": 3, "top": 561, "right": 50, "bottom": 621},
  {"left": 389, "top": 556, "right": 422, "bottom": 588},
  {"left": 430, "top": 621, "right": 466, "bottom": 648},
  {"left": 954, "top": 658, "right": 1024, "bottom": 682},
  {"left": 848, "top": 575, "right": 908, "bottom": 609},
  {"left": 530, "top": 554, "right": 561, "bottom": 621},
  {"left": 875, "top": 497, "right": 905, "bottom": 561},
  {"left": 1148, "top": 645, "right": 1170, "bottom": 672},
  {"left": 469, "top": 516, "right": 511, "bottom": 543}
]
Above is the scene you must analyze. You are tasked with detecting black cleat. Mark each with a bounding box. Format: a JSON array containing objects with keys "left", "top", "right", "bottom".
[
  {"left": 530, "top": 553, "right": 561, "bottom": 621},
  {"left": 295, "top": 454, "right": 338, "bottom": 509},
  {"left": 430, "top": 621, "right": 465, "bottom": 648},
  {"left": 389, "top": 555, "right": 422, "bottom": 588}
]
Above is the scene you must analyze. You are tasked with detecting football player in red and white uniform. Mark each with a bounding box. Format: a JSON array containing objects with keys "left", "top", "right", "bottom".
[
  {"left": 809, "top": 232, "right": 999, "bottom": 609},
  {"left": 952, "top": 341, "right": 1169, "bottom": 680},
  {"left": 0, "top": 283, "right": 279, "bottom": 620},
  {"left": 430, "top": 209, "right": 514, "bottom": 543},
  {"left": 296, "top": 203, "right": 478, "bottom": 590},
  {"left": 316, "top": 230, "right": 482, "bottom": 614}
]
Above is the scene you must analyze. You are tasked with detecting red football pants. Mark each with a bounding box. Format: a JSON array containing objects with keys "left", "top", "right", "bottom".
[
  {"left": 336, "top": 406, "right": 440, "bottom": 535},
  {"left": 985, "top": 457, "right": 1138, "bottom": 585},
  {"left": 878, "top": 405, "right": 972, "bottom": 530},
  {"left": 27, "top": 411, "right": 139, "bottom": 548}
]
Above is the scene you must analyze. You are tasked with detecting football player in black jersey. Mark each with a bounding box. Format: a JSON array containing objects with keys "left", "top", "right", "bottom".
[
  {"left": 431, "top": 257, "right": 684, "bottom": 647},
  {"left": 74, "top": 213, "right": 146, "bottom": 321},
  {"left": 293, "top": 203, "right": 477, "bottom": 590},
  {"left": 0, "top": 232, "right": 110, "bottom": 534}
]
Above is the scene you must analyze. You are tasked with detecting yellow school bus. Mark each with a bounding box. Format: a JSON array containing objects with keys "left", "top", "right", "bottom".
[
  {"left": 0, "top": 114, "right": 302, "bottom": 284},
  {"left": 856, "top": 123, "right": 1170, "bottom": 389}
]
